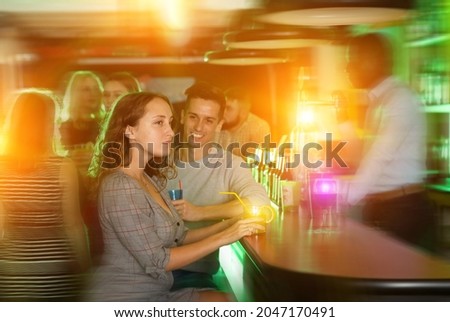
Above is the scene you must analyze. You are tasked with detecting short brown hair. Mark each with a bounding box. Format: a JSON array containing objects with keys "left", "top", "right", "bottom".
[{"left": 184, "top": 81, "right": 226, "bottom": 119}]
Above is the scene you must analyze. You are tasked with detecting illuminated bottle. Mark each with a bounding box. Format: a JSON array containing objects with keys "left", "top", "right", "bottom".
[
  {"left": 255, "top": 148, "right": 265, "bottom": 184},
  {"left": 273, "top": 155, "right": 285, "bottom": 206},
  {"left": 278, "top": 153, "right": 293, "bottom": 206},
  {"left": 260, "top": 149, "right": 270, "bottom": 192},
  {"left": 271, "top": 155, "right": 281, "bottom": 204},
  {"left": 267, "top": 159, "right": 277, "bottom": 202},
  {"left": 252, "top": 147, "right": 262, "bottom": 182}
]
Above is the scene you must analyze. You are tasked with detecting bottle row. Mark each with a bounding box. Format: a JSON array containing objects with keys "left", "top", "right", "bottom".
[
  {"left": 248, "top": 148, "right": 291, "bottom": 207},
  {"left": 248, "top": 146, "right": 341, "bottom": 213},
  {"left": 406, "top": 2, "right": 449, "bottom": 40},
  {"left": 427, "top": 137, "right": 450, "bottom": 175},
  {"left": 416, "top": 60, "right": 450, "bottom": 106}
]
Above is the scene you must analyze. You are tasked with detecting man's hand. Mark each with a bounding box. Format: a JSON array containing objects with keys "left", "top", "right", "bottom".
[
  {"left": 171, "top": 197, "right": 250, "bottom": 221},
  {"left": 171, "top": 199, "right": 203, "bottom": 221}
]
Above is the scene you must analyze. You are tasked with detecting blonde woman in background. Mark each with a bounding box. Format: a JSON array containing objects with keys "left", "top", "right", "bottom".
[
  {"left": 59, "top": 70, "right": 104, "bottom": 183},
  {"left": 60, "top": 70, "right": 104, "bottom": 145},
  {"left": 59, "top": 70, "right": 104, "bottom": 264}
]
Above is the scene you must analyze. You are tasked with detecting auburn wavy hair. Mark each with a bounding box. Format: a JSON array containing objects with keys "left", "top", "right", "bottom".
[{"left": 88, "top": 92, "right": 176, "bottom": 195}]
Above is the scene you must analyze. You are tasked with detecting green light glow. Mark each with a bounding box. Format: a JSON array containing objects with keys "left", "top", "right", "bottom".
[
  {"left": 219, "top": 244, "right": 252, "bottom": 301},
  {"left": 425, "top": 104, "right": 450, "bottom": 113},
  {"left": 406, "top": 34, "right": 450, "bottom": 48}
]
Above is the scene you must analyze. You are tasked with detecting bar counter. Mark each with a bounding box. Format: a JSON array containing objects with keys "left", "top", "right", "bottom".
[
  {"left": 224, "top": 205, "right": 450, "bottom": 301},
  {"left": 427, "top": 181, "right": 450, "bottom": 252}
]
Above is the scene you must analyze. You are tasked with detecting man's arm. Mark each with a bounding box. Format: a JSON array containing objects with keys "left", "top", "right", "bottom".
[
  {"left": 172, "top": 153, "right": 270, "bottom": 222},
  {"left": 171, "top": 197, "right": 251, "bottom": 221}
]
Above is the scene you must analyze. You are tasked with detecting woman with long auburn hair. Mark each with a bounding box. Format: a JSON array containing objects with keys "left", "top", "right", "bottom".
[{"left": 87, "top": 92, "right": 264, "bottom": 301}]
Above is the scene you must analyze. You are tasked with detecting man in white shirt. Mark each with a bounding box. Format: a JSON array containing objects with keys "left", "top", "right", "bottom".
[{"left": 344, "top": 33, "right": 435, "bottom": 251}]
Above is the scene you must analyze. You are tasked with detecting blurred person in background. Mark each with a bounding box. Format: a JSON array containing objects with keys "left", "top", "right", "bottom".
[
  {"left": 342, "top": 32, "right": 436, "bottom": 251},
  {"left": 102, "top": 71, "right": 142, "bottom": 111},
  {"left": 82, "top": 71, "right": 142, "bottom": 264},
  {"left": 59, "top": 70, "right": 104, "bottom": 263},
  {"left": 60, "top": 70, "right": 104, "bottom": 148},
  {"left": 59, "top": 70, "right": 104, "bottom": 182},
  {"left": 86, "top": 92, "right": 264, "bottom": 301},
  {"left": 219, "top": 86, "right": 271, "bottom": 158},
  {"left": 0, "top": 89, "right": 90, "bottom": 301}
]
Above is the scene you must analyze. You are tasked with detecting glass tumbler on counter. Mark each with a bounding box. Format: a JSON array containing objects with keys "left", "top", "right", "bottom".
[
  {"left": 244, "top": 205, "right": 275, "bottom": 234},
  {"left": 307, "top": 172, "right": 341, "bottom": 233}
]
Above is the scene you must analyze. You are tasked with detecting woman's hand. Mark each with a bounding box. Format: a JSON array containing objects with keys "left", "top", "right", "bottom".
[{"left": 219, "top": 217, "right": 266, "bottom": 245}]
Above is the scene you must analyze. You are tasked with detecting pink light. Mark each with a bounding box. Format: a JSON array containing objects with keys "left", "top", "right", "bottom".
[
  {"left": 314, "top": 178, "right": 337, "bottom": 194},
  {"left": 320, "top": 182, "right": 331, "bottom": 193}
]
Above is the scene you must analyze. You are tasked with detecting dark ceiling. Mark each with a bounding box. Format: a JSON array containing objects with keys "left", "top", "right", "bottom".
[
  {"left": 0, "top": 0, "right": 415, "bottom": 61},
  {"left": 1, "top": 9, "right": 265, "bottom": 60}
]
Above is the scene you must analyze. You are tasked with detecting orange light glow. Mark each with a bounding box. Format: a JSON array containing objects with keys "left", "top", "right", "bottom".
[
  {"left": 297, "top": 108, "right": 315, "bottom": 125},
  {"left": 0, "top": 130, "right": 6, "bottom": 154},
  {"left": 161, "top": 0, "right": 188, "bottom": 30}
]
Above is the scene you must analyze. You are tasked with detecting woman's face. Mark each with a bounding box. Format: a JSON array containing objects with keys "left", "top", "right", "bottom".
[
  {"left": 71, "top": 76, "right": 102, "bottom": 117},
  {"left": 126, "top": 97, "right": 175, "bottom": 160},
  {"left": 103, "top": 80, "right": 128, "bottom": 110}
]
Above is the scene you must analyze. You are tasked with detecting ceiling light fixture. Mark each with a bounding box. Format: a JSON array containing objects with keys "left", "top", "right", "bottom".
[
  {"left": 223, "top": 28, "right": 334, "bottom": 50},
  {"left": 204, "top": 49, "right": 288, "bottom": 65},
  {"left": 255, "top": 0, "right": 414, "bottom": 27}
]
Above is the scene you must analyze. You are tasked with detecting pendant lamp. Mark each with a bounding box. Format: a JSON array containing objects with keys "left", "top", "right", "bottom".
[
  {"left": 255, "top": 0, "right": 414, "bottom": 26},
  {"left": 204, "top": 49, "right": 288, "bottom": 65}
]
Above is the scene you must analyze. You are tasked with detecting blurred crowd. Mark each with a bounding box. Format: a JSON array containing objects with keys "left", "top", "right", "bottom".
[{"left": 0, "top": 70, "right": 272, "bottom": 301}]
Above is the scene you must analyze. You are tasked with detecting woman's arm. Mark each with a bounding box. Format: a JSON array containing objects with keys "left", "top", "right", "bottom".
[
  {"left": 182, "top": 217, "right": 238, "bottom": 244},
  {"left": 166, "top": 217, "right": 264, "bottom": 271},
  {"left": 101, "top": 173, "right": 264, "bottom": 274}
]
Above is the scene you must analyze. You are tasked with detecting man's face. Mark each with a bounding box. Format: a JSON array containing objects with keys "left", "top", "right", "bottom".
[
  {"left": 181, "top": 97, "right": 222, "bottom": 148},
  {"left": 346, "top": 46, "right": 373, "bottom": 90},
  {"left": 222, "top": 98, "right": 241, "bottom": 130}
]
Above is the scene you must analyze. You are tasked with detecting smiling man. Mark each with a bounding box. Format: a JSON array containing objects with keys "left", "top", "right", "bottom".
[{"left": 166, "top": 81, "right": 270, "bottom": 291}]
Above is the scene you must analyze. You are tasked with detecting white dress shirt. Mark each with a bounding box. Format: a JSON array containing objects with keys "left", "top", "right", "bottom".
[{"left": 346, "top": 76, "right": 427, "bottom": 205}]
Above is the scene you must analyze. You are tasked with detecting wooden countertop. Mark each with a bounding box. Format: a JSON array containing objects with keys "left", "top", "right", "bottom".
[{"left": 241, "top": 208, "right": 450, "bottom": 280}]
